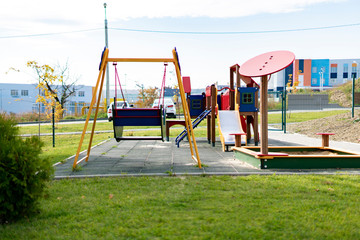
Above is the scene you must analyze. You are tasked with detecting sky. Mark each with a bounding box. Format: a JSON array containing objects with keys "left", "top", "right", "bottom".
[{"left": 1, "top": 0, "right": 359, "bottom": 92}]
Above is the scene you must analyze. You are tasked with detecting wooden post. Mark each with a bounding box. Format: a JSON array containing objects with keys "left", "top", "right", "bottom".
[
  {"left": 229, "top": 68, "right": 235, "bottom": 110},
  {"left": 322, "top": 135, "right": 330, "bottom": 147},
  {"left": 206, "top": 93, "right": 211, "bottom": 144},
  {"left": 211, "top": 84, "right": 216, "bottom": 147},
  {"left": 316, "top": 133, "right": 334, "bottom": 148},
  {"left": 230, "top": 133, "right": 247, "bottom": 147},
  {"left": 260, "top": 75, "right": 268, "bottom": 155},
  {"left": 235, "top": 65, "right": 241, "bottom": 109}
]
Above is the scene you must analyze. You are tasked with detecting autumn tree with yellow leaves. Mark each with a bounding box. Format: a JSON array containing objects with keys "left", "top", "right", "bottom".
[{"left": 27, "top": 61, "right": 79, "bottom": 121}]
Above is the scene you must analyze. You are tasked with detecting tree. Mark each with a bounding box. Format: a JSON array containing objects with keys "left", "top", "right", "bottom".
[
  {"left": 136, "top": 86, "right": 159, "bottom": 107},
  {"left": 27, "top": 61, "right": 80, "bottom": 120}
]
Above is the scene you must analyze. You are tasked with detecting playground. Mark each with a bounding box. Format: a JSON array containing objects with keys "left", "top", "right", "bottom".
[{"left": 64, "top": 48, "right": 360, "bottom": 175}]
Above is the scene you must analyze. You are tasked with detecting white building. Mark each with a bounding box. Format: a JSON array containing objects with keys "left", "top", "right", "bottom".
[{"left": 0, "top": 83, "right": 93, "bottom": 114}]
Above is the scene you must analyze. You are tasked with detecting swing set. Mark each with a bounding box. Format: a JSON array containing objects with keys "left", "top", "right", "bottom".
[
  {"left": 72, "top": 48, "right": 202, "bottom": 170},
  {"left": 111, "top": 61, "right": 168, "bottom": 142}
]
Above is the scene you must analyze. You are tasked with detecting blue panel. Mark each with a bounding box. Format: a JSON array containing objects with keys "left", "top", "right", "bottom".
[
  {"left": 238, "top": 87, "right": 259, "bottom": 112},
  {"left": 284, "top": 63, "right": 294, "bottom": 86},
  {"left": 217, "top": 94, "right": 222, "bottom": 110},
  {"left": 113, "top": 108, "right": 163, "bottom": 126},
  {"left": 311, "top": 59, "right": 329, "bottom": 87},
  {"left": 188, "top": 94, "right": 205, "bottom": 117},
  {"left": 299, "top": 59, "right": 304, "bottom": 73}
]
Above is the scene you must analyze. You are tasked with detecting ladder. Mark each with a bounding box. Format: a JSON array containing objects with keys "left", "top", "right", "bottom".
[{"left": 175, "top": 109, "right": 211, "bottom": 147}]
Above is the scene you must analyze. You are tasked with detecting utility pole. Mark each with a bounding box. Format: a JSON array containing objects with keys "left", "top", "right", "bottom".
[{"left": 104, "top": 3, "right": 110, "bottom": 108}]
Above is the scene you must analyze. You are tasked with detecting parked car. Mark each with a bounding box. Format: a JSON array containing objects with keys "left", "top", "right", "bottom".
[
  {"left": 107, "top": 101, "right": 132, "bottom": 121},
  {"left": 152, "top": 98, "right": 176, "bottom": 118}
]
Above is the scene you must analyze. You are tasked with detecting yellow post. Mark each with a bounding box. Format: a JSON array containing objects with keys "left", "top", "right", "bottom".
[
  {"left": 85, "top": 64, "right": 107, "bottom": 162},
  {"left": 72, "top": 48, "right": 109, "bottom": 169},
  {"left": 172, "top": 49, "right": 202, "bottom": 168}
]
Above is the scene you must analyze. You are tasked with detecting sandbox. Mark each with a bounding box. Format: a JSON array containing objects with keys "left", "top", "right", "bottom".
[{"left": 233, "top": 146, "right": 360, "bottom": 169}]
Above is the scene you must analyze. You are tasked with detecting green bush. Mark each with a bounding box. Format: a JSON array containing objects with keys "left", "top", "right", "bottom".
[{"left": 0, "top": 114, "right": 53, "bottom": 224}]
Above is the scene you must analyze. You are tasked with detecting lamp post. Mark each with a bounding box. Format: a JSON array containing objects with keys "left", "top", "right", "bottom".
[
  {"left": 136, "top": 83, "right": 145, "bottom": 106},
  {"left": 104, "top": 3, "right": 110, "bottom": 108},
  {"left": 319, "top": 67, "right": 324, "bottom": 92},
  {"left": 352, "top": 61, "right": 357, "bottom": 118}
]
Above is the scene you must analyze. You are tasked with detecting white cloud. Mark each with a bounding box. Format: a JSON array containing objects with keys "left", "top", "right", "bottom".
[
  {"left": 107, "top": 0, "right": 345, "bottom": 19},
  {"left": 0, "top": 0, "right": 345, "bottom": 32}
]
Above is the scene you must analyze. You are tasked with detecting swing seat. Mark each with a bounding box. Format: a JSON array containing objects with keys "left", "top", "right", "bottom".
[{"left": 113, "top": 107, "right": 166, "bottom": 141}]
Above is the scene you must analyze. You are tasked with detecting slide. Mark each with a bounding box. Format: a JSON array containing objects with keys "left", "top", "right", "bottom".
[{"left": 217, "top": 110, "right": 246, "bottom": 151}]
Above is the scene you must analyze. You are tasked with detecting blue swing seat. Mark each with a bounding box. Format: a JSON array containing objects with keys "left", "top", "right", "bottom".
[{"left": 112, "top": 106, "right": 166, "bottom": 142}]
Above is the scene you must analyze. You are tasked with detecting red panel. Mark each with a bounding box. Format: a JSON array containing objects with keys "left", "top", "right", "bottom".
[
  {"left": 221, "top": 90, "right": 230, "bottom": 110},
  {"left": 206, "top": 86, "right": 212, "bottom": 97},
  {"left": 303, "top": 59, "right": 312, "bottom": 87},
  {"left": 182, "top": 76, "right": 191, "bottom": 94}
]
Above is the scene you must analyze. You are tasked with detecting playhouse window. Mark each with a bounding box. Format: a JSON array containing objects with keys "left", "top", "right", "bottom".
[
  {"left": 242, "top": 93, "right": 253, "bottom": 104},
  {"left": 191, "top": 99, "right": 202, "bottom": 109}
]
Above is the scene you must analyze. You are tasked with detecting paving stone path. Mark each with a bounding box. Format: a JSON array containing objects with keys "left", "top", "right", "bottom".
[{"left": 55, "top": 131, "right": 360, "bottom": 178}]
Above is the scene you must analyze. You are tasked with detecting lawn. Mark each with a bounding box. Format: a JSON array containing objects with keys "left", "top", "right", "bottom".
[
  {"left": 268, "top": 109, "right": 348, "bottom": 124},
  {"left": 40, "top": 133, "right": 112, "bottom": 165},
  {"left": 1, "top": 175, "right": 360, "bottom": 239}
]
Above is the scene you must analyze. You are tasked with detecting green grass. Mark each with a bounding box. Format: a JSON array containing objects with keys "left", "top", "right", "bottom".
[
  {"left": 269, "top": 110, "right": 349, "bottom": 124},
  {"left": 18, "top": 121, "right": 165, "bottom": 135},
  {"left": 38, "top": 133, "right": 112, "bottom": 165},
  {"left": 1, "top": 175, "right": 360, "bottom": 239}
]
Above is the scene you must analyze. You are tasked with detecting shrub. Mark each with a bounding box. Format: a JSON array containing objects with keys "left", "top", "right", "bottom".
[{"left": 0, "top": 114, "right": 53, "bottom": 224}]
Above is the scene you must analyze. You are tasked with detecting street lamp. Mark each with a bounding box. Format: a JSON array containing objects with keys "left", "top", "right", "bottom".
[
  {"left": 352, "top": 61, "right": 357, "bottom": 118},
  {"left": 104, "top": 3, "right": 110, "bottom": 108},
  {"left": 319, "top": 67, "right": 324, "bottom": 92},
  {"left": 136, "top": 82, "right": 145, "bottom": 105}
]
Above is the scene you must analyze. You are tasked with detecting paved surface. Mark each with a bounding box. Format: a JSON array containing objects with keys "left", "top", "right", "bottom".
[{"left": 54, "top": 129, "right": 360, "bottom": 178}]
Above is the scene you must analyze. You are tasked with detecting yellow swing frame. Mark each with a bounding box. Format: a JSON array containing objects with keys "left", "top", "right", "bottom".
[{"left": 72, "top": 48, "right": 201, "bottom": 170}]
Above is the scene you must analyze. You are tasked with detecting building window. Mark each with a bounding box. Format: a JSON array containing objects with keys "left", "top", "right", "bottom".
[
  {"left": 343, "top": 63, "right": 348, "bottom": 74},
  {"left": 21, "top": 90, "right": 28, "bottom": 96},
  {"left": 312, "top": 78, "right": 317, "bottom": 85},
  {"left": 343, "top": 72, "right": 348, "bottom": 78},
  {"left": 352, "top": 65, "right": 357, "bottom": 79},
  {"left": 330, "top": 65, "right": 337, "bottom": 79},
  {"left": 78, "top": 91, "right": 85, "bottom": 97},
  {"left": 312, "top": 67, "right": 317, "bottom": 73},
  {"left": 10, "top": 90, "right": 18, "bottom": 96}
]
